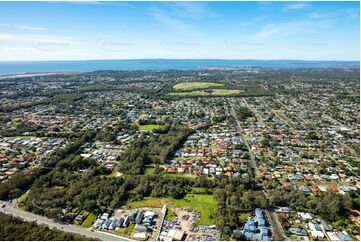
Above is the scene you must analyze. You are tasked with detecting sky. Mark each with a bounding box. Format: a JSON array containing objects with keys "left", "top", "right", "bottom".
[{"left": 0, "top": 1, "right": 359, "bottom": 61}]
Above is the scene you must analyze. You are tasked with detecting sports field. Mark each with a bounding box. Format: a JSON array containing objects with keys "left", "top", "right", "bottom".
[
  {"left": 138, "top": 124, "right": 164, "bottom": 131},
  {"left": 173, "top": 82, "right": 223, "bottom": 90},
  {"left": 212, "top": 89, "right": 243, "bottom": 95},
  {"left": 168, "top": 88, "right": 243, "bottom": 97}
]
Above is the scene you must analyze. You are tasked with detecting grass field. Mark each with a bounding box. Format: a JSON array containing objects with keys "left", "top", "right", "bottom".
[
  {"left": 173, "top": 82, "right": 223, "bottom": 90},
  {"left": 168, "top": 89, "right": 243, "bottom": 97},
  {"left": 18, "top": 191, "right": 29, "bottom": 210},
  {"left": 144, "top": 167, "right": 156, "bottom": 174},
  {"left": 190, "top": 187, "right": 210, "bottom": 194},
  {"left": 126, "top": 197, "right": 169, "bottom": 209},
  {"left": 81, "top": 212, "right": 97, "bottom": 228},
  {"left": 212, "top": 89, "right": 243, "bottom": 95},
  {"left": 172, "top": 194, "right": 216, "bottom": 225},
  {"left": 126, "top": 194, "right": 217, "bottom": 225},
  {"left": 164, "top": 173, "right": 197, "bottom": 181},
  {"left": 168, "top": 90, "right": 208, "bottom": 96},
  {"left": 138, "top": 124, "right": 164, "bottom": 131}
]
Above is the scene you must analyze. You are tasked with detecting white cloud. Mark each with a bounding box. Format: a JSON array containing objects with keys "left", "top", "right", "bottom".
[
  {"left": 148, "top": 6, "right": 201, "bottom": 37},
  {"left": 69, "top": 1, "right": 103, "bottom": 5},
  {"left": 146, "top": 2, "right": 216, "bottom": 37},
  {"left": 15, "top": 25, "right": 47, "bottom": 31},
  {"left": 0, "top": 23, "right": 47, "bottom": 31},
  {"left": 238, "top": 22, "right": 254, "bottom": 27},
  {"left": 0, "top": 47, "right": 93, "bottom": 61},
  {"left": 284, "top": 3, "right": 311, "bottom": 11},
  {"left": 0, "top": 33, "right": 77, "bottom": 45},
  {"left": 170, "top": 2, "right": 216, "bottom": 20},
  {"left": 308, "top": 7, "right": 359, "bottom": 20},
  {"left": 252, "top": 16, "right": 267, "bottom": 21},
  {"left": 238, "top": 16, "right": 267, "bottom": 28},
  {"left": 253, "top": 19, "right": 332, "bottom": 40},
  {"left": 2, "top": 46, "right": 37, "bottom": 51}
]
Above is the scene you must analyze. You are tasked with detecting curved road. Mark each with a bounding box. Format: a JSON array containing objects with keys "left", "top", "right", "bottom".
[{"left": 0, "top": 201, "right": 131, "bottom": 241}]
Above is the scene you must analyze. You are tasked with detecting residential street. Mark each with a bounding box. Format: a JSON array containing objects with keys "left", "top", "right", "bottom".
[
  {"left": 228, "top": 100, "right": 286, "bottom": 241},
  {"left": 228, "top": 100, "right": 260, "bottom": 178},
  {"left": 265, "top": 206, "right": 288, "bottom": 241}
]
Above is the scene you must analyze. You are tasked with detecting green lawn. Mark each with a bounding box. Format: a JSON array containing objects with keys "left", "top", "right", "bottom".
[
  {"left": 144, "top": 167, "right": 156, "bottom": 174},
  {"left": 126, "top": 197, "right": 170, "bottom": 209},
  {"left": 114, "top": 223, "right": 135, "bottom": 236},
  {"left": 212, "top": 89, "right": 243, "bottom": 95},
  {"left": 190, "top": 187, "right": 210, "bottom": 194},
  {"left": 164, "top": 173, "right": 197, "bottom": 181},
  {"left": 168, "top": 89, "right": 243, "bottom": 97},
  {"left": 172, "top": 194, "right": 217, "bottom": 225},
  {"left": 81, "top": 212, "right": 97, "bottom": 228},
  {"left": 126, "top": 194, "right": 217, "bottom": 225},
  {"left": 138, "top": 124, "right": 164, "bottom": 131},
  {"left": 168, "top": 90, "right": 209, "bottom": 97},
  {"left": 18, "top": 191, "right": 29, "bottom": 210},
  {"left": 173, "top": 82, "right": 223, "bottom": 90}
]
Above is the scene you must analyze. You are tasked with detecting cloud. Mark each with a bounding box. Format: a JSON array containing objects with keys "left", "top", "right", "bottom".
[
  {"left": 238, "top": 22, "right": 255, "bottom": 27},
  {"left": 238, "top": 16, "right": 267, "bottom": 28},
  {"left": 15, "top": 25, "right": 47, "bottom": 31},
  {"left": 146, "top": 2, "right": 215, "bottom": 37},
  {"left": 284, "top": 3, "right": 311, "bottom": 11},
  {"left": 57, "top": 30, "right": 73, "bottom": 33},
  {"left": 69, "top": 1, "right": 103, "bottom": 5},
  {"left": 170, "top": 2, "right": 216, "bottom": 20},
  {"left": 2, "top": 46, "right": 37, "bottom": 51},
  {"left": 258, "top": 2, "right": 311, "bottom": 12},
  {"left": 308, "top": 7, "right": 359, "bottom": 21},
  {"left": 148, "top": 6, "right": 201, "bottom": 37},
  {"left": 0, "top": 33, "right": 76, "bottom": 45},
  {"left": 0, "top": 23, "right": 48, "bottom": 31},
  {"left": 253, "top": 19, "right": 332, "bottom": 39},
  {"left": 252, "top": 16, "right": 267, "bottom": 21}
]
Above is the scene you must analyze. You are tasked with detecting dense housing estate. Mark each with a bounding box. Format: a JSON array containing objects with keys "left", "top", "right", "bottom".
[{"left": 0, "top": 68, "right": 359, "bottom": 241}]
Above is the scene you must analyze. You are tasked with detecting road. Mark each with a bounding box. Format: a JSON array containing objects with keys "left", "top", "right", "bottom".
[
  {"left": 264, "top": 207, "right": 286, "bottom": 241},
  {"left": 0, "top": 200, "right": 131, "bottom": 241},
  {"left": 228, "top": 99, "right": 287, "bottom": 240},
  {"left": 228, "top": 99, "right": 260, "bottom": 178}
]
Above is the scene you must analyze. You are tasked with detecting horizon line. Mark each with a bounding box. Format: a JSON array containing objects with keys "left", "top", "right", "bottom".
[{"left": 0, "top": 58, "right": 359, "bottom": 62}]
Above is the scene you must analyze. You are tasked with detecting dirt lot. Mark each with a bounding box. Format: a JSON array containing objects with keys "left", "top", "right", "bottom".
[{"left": 174, "top": 208, "right": 200, "bottom": 232}]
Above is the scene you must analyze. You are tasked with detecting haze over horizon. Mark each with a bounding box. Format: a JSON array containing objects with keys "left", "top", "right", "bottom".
[
  {"left": 0, "top": 1, "right": 359, "bottom": 61},
  {"left": 0, "top": 58, "right": 360, "bottom": 62}
]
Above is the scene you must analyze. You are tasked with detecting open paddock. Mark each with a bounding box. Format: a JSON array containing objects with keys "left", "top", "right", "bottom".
[{"left": 173, "top": 82, "right": 223, "bottom": 90}]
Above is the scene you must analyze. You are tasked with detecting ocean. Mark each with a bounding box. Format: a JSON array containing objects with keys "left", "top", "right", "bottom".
[{"left": 0, "top": 59, "right": 359, "bottom": 75}]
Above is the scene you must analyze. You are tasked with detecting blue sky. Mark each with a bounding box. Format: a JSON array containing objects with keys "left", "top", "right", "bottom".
[{"left": 0, "top": 1, "right": 359, "bottom": 61}]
